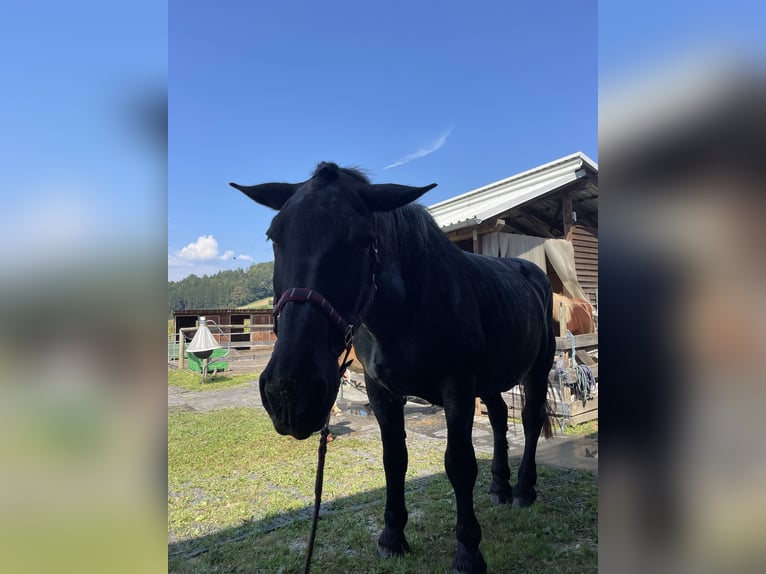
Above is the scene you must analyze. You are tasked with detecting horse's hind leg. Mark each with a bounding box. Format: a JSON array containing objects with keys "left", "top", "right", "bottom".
[
  {"left": 480, "top": 393, "right": 512, "bottom": 505},
  {"left": 514, "top": 352, "right": 554, "bottom": 508}
]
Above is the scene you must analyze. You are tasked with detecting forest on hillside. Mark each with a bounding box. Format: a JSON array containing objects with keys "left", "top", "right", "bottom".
[{"left": 168, "top": 261, "right": 274, "bottom": 317}]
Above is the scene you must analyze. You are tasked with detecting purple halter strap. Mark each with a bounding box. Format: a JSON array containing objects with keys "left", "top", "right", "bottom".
[{"left": 272, "top": 242, "right": 378, "bottom": 350}]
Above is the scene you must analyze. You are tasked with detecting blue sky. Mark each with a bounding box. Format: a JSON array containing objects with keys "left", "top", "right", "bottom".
[
  {"left": 2, "top": 1, "right": 763, "bottom": 286},
  {"left": 168, "top": 1, "right": 598, "bottom": 281},
  {"left": 1, "top": 1, "right": 166, "bottom": 278}
]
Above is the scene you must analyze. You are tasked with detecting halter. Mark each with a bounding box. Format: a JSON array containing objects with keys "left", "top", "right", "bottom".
[{"left": 271, "top": 241, "right": 379, "bottom": 352}]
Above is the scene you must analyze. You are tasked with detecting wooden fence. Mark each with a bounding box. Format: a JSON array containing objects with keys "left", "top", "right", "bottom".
[{"left": 478, "top": 333, "right": 598, "bottom": 427}]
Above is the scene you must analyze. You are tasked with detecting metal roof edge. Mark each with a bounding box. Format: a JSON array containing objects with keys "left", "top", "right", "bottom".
[
  {"left": 428, "top": 151, "right": 595, "bottom": 212},
  {"left": 438, "top": 218, "right": 483, "bottom": 234},
  {"left": 472, "top": 173, "right": 579, "bottom": 222}
]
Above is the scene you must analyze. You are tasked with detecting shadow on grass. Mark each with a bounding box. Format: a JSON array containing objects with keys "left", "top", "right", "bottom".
[{"left": 168, "top": 458, "right": 598, "bottom": 574}]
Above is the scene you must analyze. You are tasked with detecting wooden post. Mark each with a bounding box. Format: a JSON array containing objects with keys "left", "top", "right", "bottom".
[
  {"left": 558, "top": 301, "right": 567, "bottom": 338},
  {"left": 472, "top": 228, "right": 479, "bottom": 254},
  {"left": 562, "top": 192, "right": 574, "bottom": 238},
  {"left": 179, "top": 331, "right": 185, "bottom": 370}
]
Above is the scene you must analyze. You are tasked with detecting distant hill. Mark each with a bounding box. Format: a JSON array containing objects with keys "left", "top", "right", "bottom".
[
  {"left": 238, "top": 296, "right": 273, "bottom": 309},
  {"left": 168, "top": 261, "right": 273, "bottom": 317}
]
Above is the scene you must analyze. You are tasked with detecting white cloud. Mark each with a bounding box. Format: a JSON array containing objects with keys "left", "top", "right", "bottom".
[
  {"left": 177, "top": 235, "right": 219, "bottom": 260},
  {"left": 168, "top": 235, "right": 255, "bottom": 280},
  {"left": 384, "top": 127, "right": 453, "bottom": 169}
]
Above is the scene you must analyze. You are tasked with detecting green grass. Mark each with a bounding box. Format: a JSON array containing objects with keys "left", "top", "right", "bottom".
[
  {"left": 168, "top": 369, "right": 257, "bottom": 392},
  {"left": 561, "top": 419, "right": 598, "bottom": 437},
  {"left": 169, "top": 407, "right": 597, "bottom": 574},
  {"left": 507, "top": 417, "right": 598, "bottom": 437},
  {"left": 238, "top": 296, "right": 274, "bottom": 309}
]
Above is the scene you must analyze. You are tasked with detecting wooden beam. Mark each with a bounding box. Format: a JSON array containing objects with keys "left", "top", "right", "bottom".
[
  {"left": 472, "top": 229, "right": 479, "bottom": 253},
  {"left": 555, "top": 332, "right": 598, "bottom": 350},
  {"left": 562, "top": 192, "right": 574, "bottom": 239},
  {"left": 516, "top": 205, "right": 562, "bottom": 236},
  {"left": 445, "top": 218, "right": 506, "bottom": 243},
  {"left": 505, "top": 214, "right": 554, "bottom": 238},
  {"left": 511, "top": 208, "right": 558, "bottom": 238},
  {"left": 575, "top": 349, "right": 596, "bottom": 366}
]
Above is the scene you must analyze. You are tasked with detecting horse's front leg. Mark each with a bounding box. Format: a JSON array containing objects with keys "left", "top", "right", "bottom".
[
  {"left": 366, "top": 378, "right": 409, "bottom": 557},
  {"left": 443, "top": 379, "right": 487, "bottom": 574}
]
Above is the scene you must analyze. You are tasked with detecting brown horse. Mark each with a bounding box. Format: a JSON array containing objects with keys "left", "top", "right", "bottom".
[{"left": 552, "top": 293, "right": 595, "bottom": 335}]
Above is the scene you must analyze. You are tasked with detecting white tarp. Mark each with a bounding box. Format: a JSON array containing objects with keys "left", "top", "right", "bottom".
[
  {"left": 481, "top": 232, "right": 548, "bottom": 270},
  {"left": 543, "top": 238, "right": 589, "bottom": 301},
  {"left": 481, "top": 231, "right": 589, "bottom": 301}
]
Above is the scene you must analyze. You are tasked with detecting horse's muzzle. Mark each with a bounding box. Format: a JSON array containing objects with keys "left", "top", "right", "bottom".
[{"left": 259, "top": 372, "right": 333, "bottom": 440}]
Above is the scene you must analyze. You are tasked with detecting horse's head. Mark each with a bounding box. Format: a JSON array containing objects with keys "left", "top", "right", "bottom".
[{"left": 230, "top": 162, "right": 436, "bottom": 439}]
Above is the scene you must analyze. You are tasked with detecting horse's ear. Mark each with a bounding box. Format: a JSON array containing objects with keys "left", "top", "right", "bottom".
[
  {"left": 359, "top": 183, "right": 438, "bottom": 212},
  {"left": 229, "top": 182, "right": 300, "bottom": 211}
]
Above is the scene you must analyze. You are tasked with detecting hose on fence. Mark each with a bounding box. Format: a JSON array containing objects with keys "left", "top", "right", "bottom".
[{"left": 563, "top": 331, "right": 596, "bottom": 406}]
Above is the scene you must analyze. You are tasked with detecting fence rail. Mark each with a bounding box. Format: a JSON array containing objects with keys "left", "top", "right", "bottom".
[{"left": 169, "top": 321, "right": 276, "bottom": 367}]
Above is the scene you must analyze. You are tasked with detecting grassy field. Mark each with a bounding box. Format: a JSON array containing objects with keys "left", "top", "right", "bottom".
[
  {"left": 168, "top": 407, "right": 597, "bottom": 574},
  {"left": 238, "top": 296, "right": 274, "bottom": 309},
  {"left": 168, "top": 369, "right": 256, "bottom": 392}
]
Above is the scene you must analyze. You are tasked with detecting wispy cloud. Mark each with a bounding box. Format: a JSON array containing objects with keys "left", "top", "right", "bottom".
[{"left": 384, "top": 127, "right": 453, "bottom": 169}]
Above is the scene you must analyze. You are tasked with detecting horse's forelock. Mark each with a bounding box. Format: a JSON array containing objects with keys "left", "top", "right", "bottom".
[{"left": 311, "top": 163, "right": 371, "bottom": 187}]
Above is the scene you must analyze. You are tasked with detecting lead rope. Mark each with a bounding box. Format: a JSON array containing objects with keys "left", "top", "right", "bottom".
[{"left": 303, "top": 342, "right": 354, "bottom": 574}]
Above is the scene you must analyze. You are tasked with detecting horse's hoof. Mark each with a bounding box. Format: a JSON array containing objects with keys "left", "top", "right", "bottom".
[
  {"left": 511, "top": 494, "right": 536, "bottom": 508},
  {"left": 511, "top": 485, "right": 537, "bottom": 508},
  {"left": 451, "top": 558, "right": 487, "bottom": 573},
  {"left": 377, "top": 529, "right": 409, "bottom": 558},
  {"left": 451, "top": 543, "right": 487, "bottom": 574},
  {"left": 489, "top": 491, "right": 511, "bottom": 506},
  {"left": 377, "top": 541, "right": 408, "bottom": 558}
]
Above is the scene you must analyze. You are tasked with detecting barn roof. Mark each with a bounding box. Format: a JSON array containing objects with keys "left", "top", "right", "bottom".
[{"left": 428, "top": 151, "right": 598, "bottom": 234}]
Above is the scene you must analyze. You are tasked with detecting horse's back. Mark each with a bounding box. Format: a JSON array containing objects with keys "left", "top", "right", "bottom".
[{"left": 462, "top": 253, "right": 553, "bottom": 391}]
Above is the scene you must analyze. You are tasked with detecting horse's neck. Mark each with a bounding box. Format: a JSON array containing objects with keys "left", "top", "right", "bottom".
[
  {"left": 365, "top": 240, "right": 426, "bottom": 340},
  {"left": 366, "top": 208, "right": 457, "bottom": 341}
]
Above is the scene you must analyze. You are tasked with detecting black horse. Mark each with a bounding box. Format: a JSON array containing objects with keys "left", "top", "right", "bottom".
[{"left": 231, "top": 162, "right": 554, "bottom": 574}]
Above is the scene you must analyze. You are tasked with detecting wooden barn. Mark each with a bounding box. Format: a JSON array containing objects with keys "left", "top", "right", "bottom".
[
  {"left": 428, "top": 151, "right": 598, "bottom": 311},
  {"left": 172, "top": 308, "right": 274, "bottom": 347},
  {"left": 428, "top": 152, "right": 599, "bottom": 425}
]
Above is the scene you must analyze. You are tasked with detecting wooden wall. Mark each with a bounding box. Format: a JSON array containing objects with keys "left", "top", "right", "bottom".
[{"left": 568, "top": 225, "right": 598, "bottom": 308}]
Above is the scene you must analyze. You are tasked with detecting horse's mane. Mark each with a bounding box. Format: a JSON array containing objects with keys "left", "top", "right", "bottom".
[
  {"left": 320, "top": 162, "right": 452, "bottom": 257},
  {"left": 326, "top": 164, "right": 453, "bottom": 263},
  {"left": 372, "top": 203, "right": 456, "bottom": 264}
]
